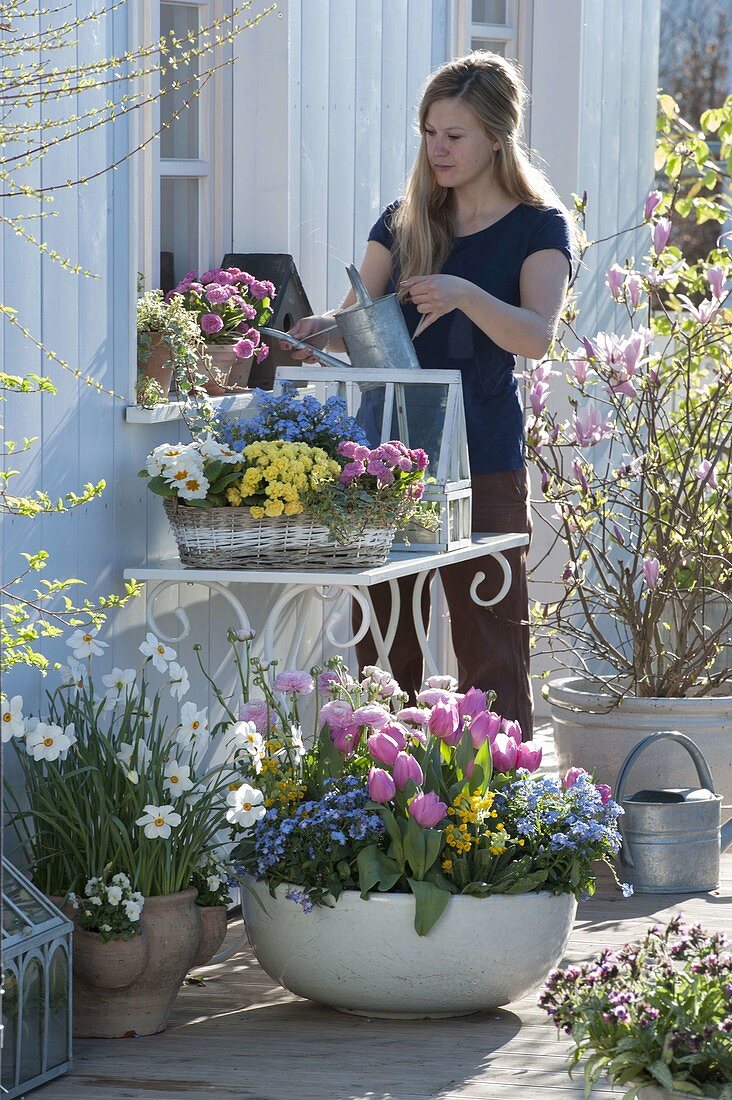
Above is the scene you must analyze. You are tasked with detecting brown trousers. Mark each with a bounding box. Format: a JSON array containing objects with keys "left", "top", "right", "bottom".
[{"left": 355, "top": 469, "right": 534, "bottom": 739}]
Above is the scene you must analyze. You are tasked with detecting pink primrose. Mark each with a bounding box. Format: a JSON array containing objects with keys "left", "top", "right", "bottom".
[
  {"left": 234, "top": 338, "right": 255, "bottom": 359},
  {"left": 256, "top": 343, "right": 269, "bottom": 363},
  {"left": 200, "top": 313, "right": 224, "bottom": 335},
  {"left": 200, "top": 268, "right": 223, "bottom": 283},
  {"left": 205, "top": 284, "right": 231, "bottom": 304}
]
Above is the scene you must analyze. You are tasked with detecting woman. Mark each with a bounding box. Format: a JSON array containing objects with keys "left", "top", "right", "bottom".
[{"left": 287, "top": 51, "right": 572, "bottom": 739}]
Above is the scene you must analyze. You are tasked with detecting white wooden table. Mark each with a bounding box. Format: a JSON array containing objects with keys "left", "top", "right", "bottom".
[{"left": 123, "top": 533, "right": 529, "bottom": 677}]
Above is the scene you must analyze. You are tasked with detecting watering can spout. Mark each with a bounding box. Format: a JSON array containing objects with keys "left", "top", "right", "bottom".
[{"left": 722, "top": 816, "right": 732, "bottom": 853}]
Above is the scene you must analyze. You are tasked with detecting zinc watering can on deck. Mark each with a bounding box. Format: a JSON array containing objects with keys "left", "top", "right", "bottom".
[
  {"left": 261, "top": 264, "right": 422, "bottom": 372},
  {"left": 615, "top": 730, "right": 732, "bottom": 893}
]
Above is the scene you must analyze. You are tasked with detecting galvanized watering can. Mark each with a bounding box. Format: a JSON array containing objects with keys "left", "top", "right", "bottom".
[
  {"left": 261, "top": 264, "right": 421, "bottom": 372},
  {"left": 615, "top": 730, "right": 732, "bottom": 894}
]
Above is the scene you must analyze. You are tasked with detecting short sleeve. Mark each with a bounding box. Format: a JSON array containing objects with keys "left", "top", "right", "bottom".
[
  {"left": 526, "top": 207, "right": 573, "bottom": 278},
  {"left": 368, "top": 200, "right": 401, "bottom": 252}
]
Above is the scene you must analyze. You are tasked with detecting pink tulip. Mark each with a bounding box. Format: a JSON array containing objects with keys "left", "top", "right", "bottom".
[
  {"left": 330, "top": 724, "right": 361, "bottom": 755},
  {"left": 563, "top": 767, "right": 589, "bottom": 789},
  {"left": 408, "top": 790, "right": 447, "bottom": 828},
  {"left": 515, "top": 740, "right": 543, "bottom": 772},
  {"left": 381, "top": 722, "right": 408, "bottom": 751},
  {"left": 643, "top": 190, "right": 663, "bottom": 221},
  {"left": 501, "top": 718, "right": 523, "bottom": 744},
  {"left": 642, "top": 556, "right": 661, "bottom": 590},
  {"left": 468, "top": 709, "right": 502, "bottom": 748},
  {"left": 367, "top": 732, "right": 401, "bottom": 767},
  {"left": 595, "top": 783, "right": 613, "bottom": 805},
  {"left": 427, "top": 701, "right": 462, "bottom": 747},
  {"left": 491, "top": 732, "right": 519, "bottom": 773},
  {"left": 651, "top": 217, "right": 671, "bottom": 253},
  {"left": 368, "top": 767, "right": 396, "bottom": 803},
  {"left": 458, "top": 687, "right": 488, "bottom": 719},
  {"left": 392, "top": 752, "right": 424, "bottom": 790}
]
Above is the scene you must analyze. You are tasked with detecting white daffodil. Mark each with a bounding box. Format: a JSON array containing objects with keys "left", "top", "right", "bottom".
[
  {"left": 168, "top": 662, "right": 190, "bottom": 701},
  {"left": 58, "top": 657, "right": 88, "bottom": 690},
  {"left": 163, "top": 758, "right": 194, "bottom": 796},
  {"left": 290, "top": 724, "right": 305, "bottom": 765},
  {"left": 135, "top": 804, "right": 182, "bottom": 839},
  {"left": 225, "top": 783, "right": 266, "bottom": 829},
  {"left": 1, "top": 696, "right": 25, "bottom": 742},
  {"left": 177, "top": 702, "right": 208, "bottom": 747},
  {"left": 102, "top": 668, "right": 138, "bottom": 710},
  {"left": 197, "top": 435, "right": 242, "bottom": 463},
  {"left": 139, "top": 632, "right": 176, "bottom": 673},
  {"left": 26, "top": 722, "right": 76, "bottom": 762},
  {"left": 229, "top": 720, "right": 264, "bottom": 757},
  {"left": 66, "top": 627, "right": 108, "bottom": 659}
]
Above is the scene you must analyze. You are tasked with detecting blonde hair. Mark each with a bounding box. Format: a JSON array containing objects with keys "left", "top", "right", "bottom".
[{"left": 394, "top": 51, "right": 569, "bottom": 283}]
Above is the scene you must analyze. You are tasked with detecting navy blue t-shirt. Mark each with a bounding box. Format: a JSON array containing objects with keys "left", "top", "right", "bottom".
[{"left": 368, "top": 202, "right": 572, "bottom": 474}]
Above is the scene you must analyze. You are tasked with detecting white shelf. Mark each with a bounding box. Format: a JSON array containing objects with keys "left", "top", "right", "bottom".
[{"left": 125, "top": 391, "right": 259, "bottom": 424}]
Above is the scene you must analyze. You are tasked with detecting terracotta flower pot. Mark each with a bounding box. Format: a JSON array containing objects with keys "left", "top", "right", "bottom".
[
  {"left": 201, "top": 341, "right": 239, "bottom": 395},
  {"left": 137, "top": 332, "right": 174, "bottom": 401},
  {"left": 191, "top": 904, "right": 228, "bottom": 967},
  {"left": 227, "top": 352, "right": 254, "bottom": 391},
  {"left": 71, "top": 887, "right": 202, "bottom": 1038}
]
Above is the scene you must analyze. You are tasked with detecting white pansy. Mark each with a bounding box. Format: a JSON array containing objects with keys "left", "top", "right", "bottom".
[
  {"left": 206, "top": 875, "right": 222, "bottom": 892},
  {"left": 26, "top": 722, "right": 76, "bottom": 762},
  {"left": 84, "top": 876, "right": 101, "bottom": 896},
  {"left": 229, "top": 720, "right": 264, "bottom": 757},
  {"left": 168, "top": 662, "right": 190, "bottom": 701},
  {"left": 102, "top": 667, "right": 138, "bottom": 710},
  {"left": 106, "top": 885, "right": 123, "bottom": 907},
  {"left": 89, "top": 896, "right": 102, "bottom": 906},
  {"left": 163, "top": 759, "right": 194, "bottom": 796},
  {"left": 225, "top": 783, "right": 266, "bottom": 829},
  {"left": 66, "top": 627, "right": 108, "bottom": 659},
  {"left": 1, "top": 696, "right": 25, "bottom": 742},
  {"left": 139, "top": 632, "right": 176, "bottom": 673},
  {"left": 123, "top": 900, "right": 142, "bottom": 922},
  {"left": 135, "top": 804, "right": 182, "bottom": 839},
  {"left": 111, "top": 872, "right": 131, "bottom": 889}
]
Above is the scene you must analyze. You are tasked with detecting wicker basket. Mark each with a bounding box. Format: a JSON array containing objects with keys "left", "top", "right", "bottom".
[{"left": 163, "top": 499, "right": 396, "bottom": 569}]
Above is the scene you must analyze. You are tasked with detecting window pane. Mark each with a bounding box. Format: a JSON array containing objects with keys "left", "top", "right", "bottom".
[
  {"left": 160, "top": 177, "right": 200, "bottom": 287},
  {"left": 472, "top": 0, "right": 507, "bottom": 24},
  {"left": 20, "top": 958, "right": 44, "bottom": 1082},
  {"left": 160, "top": 3, "right": 200, "bottom": 159},
  {"left": 471, "top": 37, "right": 507, "bottom": 55},
  {"left": 47, "top": 947, "right": 70, "bottom": 1069}
]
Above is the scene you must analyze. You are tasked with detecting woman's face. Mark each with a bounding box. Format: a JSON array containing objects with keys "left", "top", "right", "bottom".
[{"left": 423, "top": 97, "right": 499, "bottom": 191}]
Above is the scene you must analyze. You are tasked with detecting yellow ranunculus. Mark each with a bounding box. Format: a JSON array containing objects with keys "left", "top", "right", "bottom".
[
  {"left": 250, "top": 505, "right": 265, "bottom": 519},
  {"left": 264, "top": 499, "right": 285, "bottom": 517},
  {"left": 227, "top": 487, "right": 242, "bottom": 506},
  {"left": 284, "top": 501, "right": 303, "bottom": 516}
]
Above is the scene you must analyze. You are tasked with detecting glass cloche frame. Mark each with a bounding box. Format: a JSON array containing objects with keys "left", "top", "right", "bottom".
[{"left": 273, "top": 366, "right": 472, "bottom": 552}]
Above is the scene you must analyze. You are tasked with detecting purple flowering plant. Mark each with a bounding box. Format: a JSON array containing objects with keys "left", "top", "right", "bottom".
[
  {"left": 539, "top": 915, "right": 732, "bottom": 1098},
  {"left": 224, "top": 636, "right": 624, "bottom": 936},
  {"left": 527, "top": 95, "right": 731, "bottom": 700},
  {"left": 169, "top": 265, "right": 274, "bottom": 364}
]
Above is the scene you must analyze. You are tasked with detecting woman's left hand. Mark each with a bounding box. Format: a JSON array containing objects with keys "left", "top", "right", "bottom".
[{"left": 400, "top": 274, "right": 469, "bottom": 336}]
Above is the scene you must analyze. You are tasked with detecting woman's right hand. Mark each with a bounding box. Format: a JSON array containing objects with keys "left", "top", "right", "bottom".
[{"left": 280, "top": 315, "right": 332, "bottom": 362}]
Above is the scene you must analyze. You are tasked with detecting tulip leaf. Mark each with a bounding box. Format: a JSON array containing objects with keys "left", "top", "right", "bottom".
[
  {"left": 377, "top": 806, "right": 405, "bottom": 865},
  {"left": 423, "top": 827, "right": 443, "bottom": 873},
  {"left": 455, "top": 725, "right": 473, "bottom": 776},
  {"left": 356, "top": 845, "right": 401, "bottom": 895},
  {"left": 403, "top": 817, "right": 427, "bottom": 878},
  {"left": 473, "top": 737, "right": 492, "bottom": 793},
  {"left": 408, "top": 878, "right": 451, "bottom": 936}
]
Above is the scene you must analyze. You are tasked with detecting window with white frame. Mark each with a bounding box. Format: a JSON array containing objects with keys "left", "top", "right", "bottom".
[
  {"left": 138, "top": 1, "right": 233, "bottom": 294},
  {"left": 455, "top": 0, "right": 522, "bottom": 61}
]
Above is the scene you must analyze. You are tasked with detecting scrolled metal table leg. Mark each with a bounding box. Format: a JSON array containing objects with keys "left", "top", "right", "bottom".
[{"left": 469, "top": 551, "right": 512, "bottom": 607}]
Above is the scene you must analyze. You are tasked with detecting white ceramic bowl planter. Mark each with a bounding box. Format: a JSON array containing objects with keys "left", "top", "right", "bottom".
[{"left": 243, "top": 878, "right": 577, "bottom": 1019}]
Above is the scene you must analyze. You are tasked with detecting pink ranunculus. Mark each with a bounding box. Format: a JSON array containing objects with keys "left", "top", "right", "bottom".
[
  {"left": 425, "top": 674, "right": 458, "bottom": 691},
  {"left": 205, "top": 284, "right": 231, "bottom": 304},
  {"left": 490, "top": 732, "right": 519, "bottom": 773},
  {"left": 330, "top": 724, "right": 361, "bottom": 755},
  {"left": 515, "top": 740, "right": 543, "bottom": 772},
  {"left": 319, "top": 699, "right": 355, "bottom": 729},
  {"left": 416, "top": 687, "right": 457, "bottom": 707},
  {"left": 642, "top": 556, "right": 661, "bottom": 590},
  {"left": 468, "top": 709, "right": 502, "bottom": 748},
  {"left": 317, "top": 669, "right": 340, "bottom": 694},
  {"left": 458, "top": 687, "right": 488, "bottom": 719},
  {"left": 234, "top": 338, "right": 255, "bottom": 360},
  {"left": 408, "top": 790, "right": 447, "bottom": 828},
  {"left": 368, "top": 767, "right": 396, "bottom": 803},
  {"left": 427, "top": 701, "right": 462, "bottom": 746},
  {"left": 595, "top": 783, "right": 613, "bottom": 805},
  {"left": 501, "top": 718, "right": 523, "bottom": 743},
  {"left": 396, "top": 707, "right": 430, "bottom": 727},
  {"left": 643, "top": 190, "right": 663, "bottom": 221},
  {"left": 238, "top": 699, "right": 270, "bottom": 732},
  {"left": 367, "top": 732, "right": 401, "bottom": 767},
  {"left": 651, "top": 217, "right": 672, "bottom": 253},
  {"left": 563, "top": 767, "right": 589, "bottom": 789},
  {"left": 200, "top": 312, "right": 224, "bottom": 335},
  {"left": 352, "top": 703, "right": 391, "bottom": 729},
  {"left": 272, "top": 670, "right": 315, "bottom": 695},
  {"left": 392, "top": 751, "right": 424, "bottom": 790}
]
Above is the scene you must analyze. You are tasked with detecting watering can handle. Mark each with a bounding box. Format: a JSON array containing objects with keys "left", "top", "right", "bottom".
[
  {"left": 260, "top": 326, "right": 352, "bottom": 372},
  {"left": 346, "top": 264, "right": 373, "bottom": 309},
  {"left": 614, "top": 730, "right": 717, "bottom": 807}
]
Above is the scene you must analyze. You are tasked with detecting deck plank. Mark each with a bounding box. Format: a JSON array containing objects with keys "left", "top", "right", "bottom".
[{"left": 36, "top": 841, "right": 731, "bottom": 1099}]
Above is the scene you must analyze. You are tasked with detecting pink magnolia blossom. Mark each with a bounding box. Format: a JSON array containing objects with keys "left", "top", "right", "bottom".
[
  {"left": 605, "top": 263, "right": 625, "bottom": 301},
  {"left": 368, "top": 767, "right": 396, "bottom": 803},
  {"left": 573, "top": 404, "right": 615, "bottom": 447},
  {"left": 572, "top": 459, "right": 590, "bottom": 495},
  {"left": 651, "top": 217, "right": 672, "bottom": 253},
  {"left": 408, "top": 790, "right": 447, "bottom": 828},
  {"left": 643, "top": 190, "right": 663, "bottom": 221},
  {"left": 529, "top": 379, "right": 550, "bottom": 416},
  {"left": 696, "top": 459, "right": 719, "bottom": 491},
  {"left": 626, "top": 272, "right": 643, "bottom": 309},
  {"left": 642, "top": 556, "right": 661, "bottom": 590},
  {"left": 568, "top": 355, "right": 591, "bottom": 385},
  {"left": 392, "top": 751, "right": 424, "bottom": 790},
  {"left": 367, "top": 731, "right": 401, "bottom": 767},
  {"left": 706, "top": 265, "right": 727, "bottom": 301},
  {"left": 677, "top": 294, "right": 719, "bottom": 324},
  {"left": 272, "top": 670, "right": 314, "bottom": 695},
  {"left": 515, "top": 740, "right": 542, "bottom": 772},
  {"left": 490, "top": 732, "right": 519, "bottom": 773}
]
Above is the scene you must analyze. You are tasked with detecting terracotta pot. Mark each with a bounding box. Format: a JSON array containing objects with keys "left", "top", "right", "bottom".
[
  {"left": 201, "top": 341, "right": 238, "bottom": 395},
  {"left": 191, "top": 904, "right": 228, "bottom": 967},
  {"left": 73, "top": 926, "right": 148, "bottom": 989},
  {"left": 71, "top": 888, "right": 202, "bottom": 1038},
  {"left": 137, "top": 332, "right": 174, "bottom": 401},
  {"left": 227, "top": 353, "right": 254, "bottom": 391}
]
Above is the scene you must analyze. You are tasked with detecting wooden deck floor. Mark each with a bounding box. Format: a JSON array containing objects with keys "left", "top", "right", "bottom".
[{"left": 37, "top": 732, "right": 732, "bottom": 1100}]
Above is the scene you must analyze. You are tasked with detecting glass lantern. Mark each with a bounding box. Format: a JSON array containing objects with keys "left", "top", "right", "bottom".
[
  {"left": 274, "top": 367, "right": 472, "bottom": 552},
  {"left": 1, "top": 858, "right": 73, "bottom": 1098}
]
